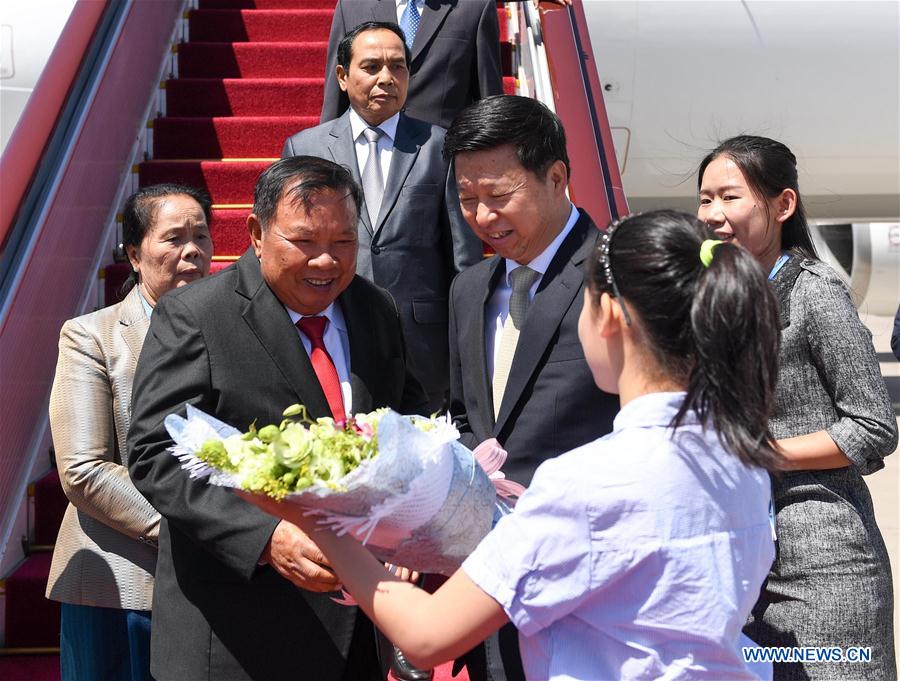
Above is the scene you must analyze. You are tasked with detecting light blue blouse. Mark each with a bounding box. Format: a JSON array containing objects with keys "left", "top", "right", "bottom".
[{"left": 463, "top": 392, "right": 774, "bottom": 680}]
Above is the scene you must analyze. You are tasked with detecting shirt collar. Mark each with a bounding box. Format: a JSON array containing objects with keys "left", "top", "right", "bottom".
[
  {"left": 349, "top": 109, "right": 400, "bottom": 145},
  {"left": 612, "top": 392, "right": 700, "bottom": 432},
  {"left": 285, "top": 301, "right": 347, "bottom": 334},
  {"left": 136, "top": 285, "right": 154, "bottom": 318},
  {"left": 504, "top": 203, "right": 579, "bottom": 284}
]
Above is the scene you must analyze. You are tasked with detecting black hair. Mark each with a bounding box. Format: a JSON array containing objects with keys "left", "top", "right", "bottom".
[
  {"left": 336, "top": 21, "right": 411, "bottom": 72},
  {"left": 698, "top": 135, "right": 817, "bottom": 260},
  {"left": 587, "top": 209, "right": 784, "bottom": 472},
  {"left": 252, "top": 156, "right": 362, "bottom": 230},
  {"left": 121, "top": 183, "right": 212, "bottom": 293},
  {"left": 443, "top": 95, "right": 571, "bottom": 178}
]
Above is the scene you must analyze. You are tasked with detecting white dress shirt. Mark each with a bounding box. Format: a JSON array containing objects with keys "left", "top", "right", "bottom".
[
  {"left": 286, "top": 302, "right": 353, "bottom": 414},
  {"left": 485, "top": 204, "right": 580, "bottom": 380},
  {"left": 463, "top": 392, "right": 774, "bottom": 681},
  {"left": 349, "top": 108, "right": 399, "bottom": 196}
]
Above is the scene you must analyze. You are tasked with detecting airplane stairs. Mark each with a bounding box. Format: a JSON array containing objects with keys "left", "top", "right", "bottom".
[{"left": 0, "top": 2, "right": 515, "bottom": 678}]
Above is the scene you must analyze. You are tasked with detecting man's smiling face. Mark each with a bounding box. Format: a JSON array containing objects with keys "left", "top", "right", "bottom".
[
  {"left": 250, "top": 185, "right": 358, "bottom": 315},
  {"left": 454, "top": 144, "right": 568, "bottom": 265}
]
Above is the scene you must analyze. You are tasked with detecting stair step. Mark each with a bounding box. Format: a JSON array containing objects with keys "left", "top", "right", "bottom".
[
  {"left": 208, "top": 207, "right": 254, "bottom": 257},
  {"left": 139, "top": 160, "right": 272, "bottom": 204},
  {"left": 178, "top": 42, "right": 328, "bottom": 78},
  {"left": 104, "top": 260, "right": 236, "bottom": 306},
  {"left": 153, "top": 115, "right": 316, "bottom": 159},
  {"left": 25, "top": 545, "right": 54, "bottom": 554},
  {"left": 4, "top": 554, "right": 60, "bottom": 648},
  {"left": 166, "top": 78, "right": 324, "bottom": 117},
  {"left": 199, "top": 0, "right": 334, "bottom": 8},
  {"left": 31, "top": 471, "right": 66, "bottom": 547},
  {"left": 188, "top": 9, "right": 333, "bottom": 43},
  {"left": 0, "top": 652, "right": 60, "bottom": 681}
]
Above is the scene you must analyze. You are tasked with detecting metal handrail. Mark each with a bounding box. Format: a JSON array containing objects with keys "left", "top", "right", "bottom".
[{"left": 506, "top": 1, "right": 629, "bottom": 227}]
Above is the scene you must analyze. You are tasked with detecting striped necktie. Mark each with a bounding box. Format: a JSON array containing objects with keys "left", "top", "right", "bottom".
[
  {"left": 492, "top": 266, "right": 538, "bottom": 420},
  {"left": 361, "top": 126, "right": 384, "bottom": 226}
]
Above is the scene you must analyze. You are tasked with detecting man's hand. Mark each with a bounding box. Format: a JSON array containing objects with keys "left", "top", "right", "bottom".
[{"left": 261, "top": 520, "right": 342, "bottom": 593}]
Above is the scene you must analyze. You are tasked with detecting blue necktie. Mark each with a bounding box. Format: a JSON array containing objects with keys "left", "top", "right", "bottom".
[{"left": 400, "top": 0, "right": 420, "bottom": 50}]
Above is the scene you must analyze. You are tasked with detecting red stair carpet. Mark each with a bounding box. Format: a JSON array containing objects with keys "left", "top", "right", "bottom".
[
  {"left": 3, "top": 2, "right": 517, "bottom": 678},
  {"left": 0, "top": 468, "right": 65, "bottom": 680}
]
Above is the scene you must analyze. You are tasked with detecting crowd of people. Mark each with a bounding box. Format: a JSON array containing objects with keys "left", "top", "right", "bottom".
[{"left": 44, "top": 6, "right": 896, "bottom": 681}]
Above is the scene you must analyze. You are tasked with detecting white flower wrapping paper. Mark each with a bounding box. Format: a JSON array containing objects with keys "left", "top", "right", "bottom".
[{"left": 165, "top": 405, "right": 505, "bottom": 575}]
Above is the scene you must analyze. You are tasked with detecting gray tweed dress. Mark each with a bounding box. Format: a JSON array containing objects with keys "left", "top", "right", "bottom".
[{"left": 744, "top": 256, "right": 898, "bottom": 680}]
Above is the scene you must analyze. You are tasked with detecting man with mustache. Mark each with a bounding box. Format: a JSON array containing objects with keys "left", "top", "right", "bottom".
[{"left": 284, "top": 21, "right": 483, "bottom": 414}]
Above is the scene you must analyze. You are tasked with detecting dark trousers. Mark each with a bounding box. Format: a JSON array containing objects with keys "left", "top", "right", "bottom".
[{"left": 60, "top": 603, "right": 153, "bottom": 681}]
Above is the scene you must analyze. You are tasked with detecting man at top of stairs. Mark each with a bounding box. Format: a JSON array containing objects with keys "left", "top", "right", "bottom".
[
  {"left": 284, "top": 20, "right": 484, "bottom": 414},
  {"left": 321, "top": 0, "right": 504, "bottom": 129}
]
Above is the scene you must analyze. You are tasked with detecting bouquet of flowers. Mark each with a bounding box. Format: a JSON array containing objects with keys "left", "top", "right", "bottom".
[{"left": 165, "top": 404, "right": 523, "bottom": 575}]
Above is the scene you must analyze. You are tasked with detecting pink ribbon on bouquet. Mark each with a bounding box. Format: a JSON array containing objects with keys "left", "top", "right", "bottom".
[{"left": 473, "top": 438, "right": 526, "bottom": 503}]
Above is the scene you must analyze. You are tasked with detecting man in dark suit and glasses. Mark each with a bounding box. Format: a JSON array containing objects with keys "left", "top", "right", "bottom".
[
  {"left": 127, "top": 156, "right": 427, "bottom": 681},
  {"left": 443, "top": 95, "right": 620, "bottom": 681},
  {"left": 283, "top": 21, "right": 483, "bottom": 414}
]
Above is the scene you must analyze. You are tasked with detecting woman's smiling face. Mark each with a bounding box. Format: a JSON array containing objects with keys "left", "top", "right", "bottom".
[{"left": 698, "top": 154, "right": 786, "bottom": 267}]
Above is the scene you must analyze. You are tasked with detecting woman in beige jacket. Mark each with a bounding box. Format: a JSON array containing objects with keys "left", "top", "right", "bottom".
[{"left": 46, "top": 184, "right": 213, "bottom": 681}]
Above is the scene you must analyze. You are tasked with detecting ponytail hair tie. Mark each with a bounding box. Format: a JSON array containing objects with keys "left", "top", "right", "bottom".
[{"left": 699, "top": 239, "right": 723, "bottom": 267}]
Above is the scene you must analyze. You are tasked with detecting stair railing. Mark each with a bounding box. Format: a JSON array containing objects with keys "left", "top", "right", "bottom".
[
  {"left": 0, "top": 0, "right": 187, "bottom": 570},
  {"left": 504, "top": 0, "right": 629, "bottom": 227}
]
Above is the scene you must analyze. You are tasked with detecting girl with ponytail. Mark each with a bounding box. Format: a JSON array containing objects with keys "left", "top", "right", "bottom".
[
  {"left": 699, "top": 135, "right": 897, "bottom": 680},
  {"left": 240, "top": 208, "right": 784, "bottom": 680}
]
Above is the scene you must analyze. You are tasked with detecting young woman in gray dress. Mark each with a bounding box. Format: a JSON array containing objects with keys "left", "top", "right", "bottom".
[{"left": 698, "top": 135, "right": 897, "bottom": 680}]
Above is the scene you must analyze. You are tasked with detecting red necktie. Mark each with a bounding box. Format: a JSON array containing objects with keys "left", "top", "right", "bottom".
[{"left": 296, "top": 316, "right": 346, "bottom": 423}]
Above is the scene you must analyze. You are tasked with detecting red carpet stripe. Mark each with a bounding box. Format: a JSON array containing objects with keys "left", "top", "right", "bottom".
[
  {"left": 188, "top": 9, "right": 334, "bottom": 43},
  {"left": 210, "top": 207, "right": 253, "bottom": 254},
  {"left": 177, "top": 42, "right": 328, "bottom": 78},
  {"left": 166, "top": 78, "right": 324, "bottom": 117},
  {"left": 153, "top": 115, "right": 318, "bottom": 158},
  {"left": 4, "top": 554, "right": 60, "bottom": 648},
  {"left": 200, "top": 0, "right": 334, "bottom": 8},
  {"left": 32, "top": 470, "right": 67, "bottom": 546},
  {"left": 140, "top": 160, "right": 272, "bottom": 204},
  {"left": 0, "top": 654, "right": 61, "bottom": 681}
]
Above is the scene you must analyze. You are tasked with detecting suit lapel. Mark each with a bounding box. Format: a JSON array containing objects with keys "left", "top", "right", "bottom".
[
  {"left": 411, "top": 1, "right": 453, "bottom": 64},
  {"left": 493, "top": 213, "right": 598, "bottom": 435},
  {"left": 327, "top": 112, "right": 374, "bottom": 236},
  {"left": 235, "top": 251, "right": 331, "bottom": 417},
  {"left": 374, "top": 114, "right": 425, "bottom": 236},
  {"left": 373, "top": 0, "right": 398, "bottom": 22},
  {"left": 337, "top": 278, "right": 376, "bottom": 414},
  {"left": 471, "top": 257, "right": 505, "bottom": 434},
  {"left": 118, "top": 287, "right": 149, "bottom": 363}
]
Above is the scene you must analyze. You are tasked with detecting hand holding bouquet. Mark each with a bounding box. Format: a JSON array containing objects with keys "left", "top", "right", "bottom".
[{"left": 166, "top": 404, "right": 522, "bottom": 574}]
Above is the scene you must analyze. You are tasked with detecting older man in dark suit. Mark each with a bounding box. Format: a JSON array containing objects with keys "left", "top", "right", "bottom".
[
  {"left": 284, "top": 21, "right": 483, "bottom": 413},
  {"left": 444, "top": 95, "right": 620, "bottom": 681},
  {"left": 127, "top": 157, "right": 427, "bottom": 681},
  {"left": 321, "top": 0, "right": 503, "bottom": 129}
]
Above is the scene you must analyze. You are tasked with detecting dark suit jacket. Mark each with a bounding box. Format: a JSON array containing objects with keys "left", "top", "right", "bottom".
[
  {"left": 449, "top": 209, "right": 619, "bottom": 485},
  {"left": 283, "top": 111, "right": 483, "bottom": 409},
  {"left": 448, "top": 209, "right": 619, "bottom": 681},
  {"left": 127, "top": 250, "right": 427, "bottom": 681},
  {"left": 321, "top": 0, "right": 503, "bottom": 129}
]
